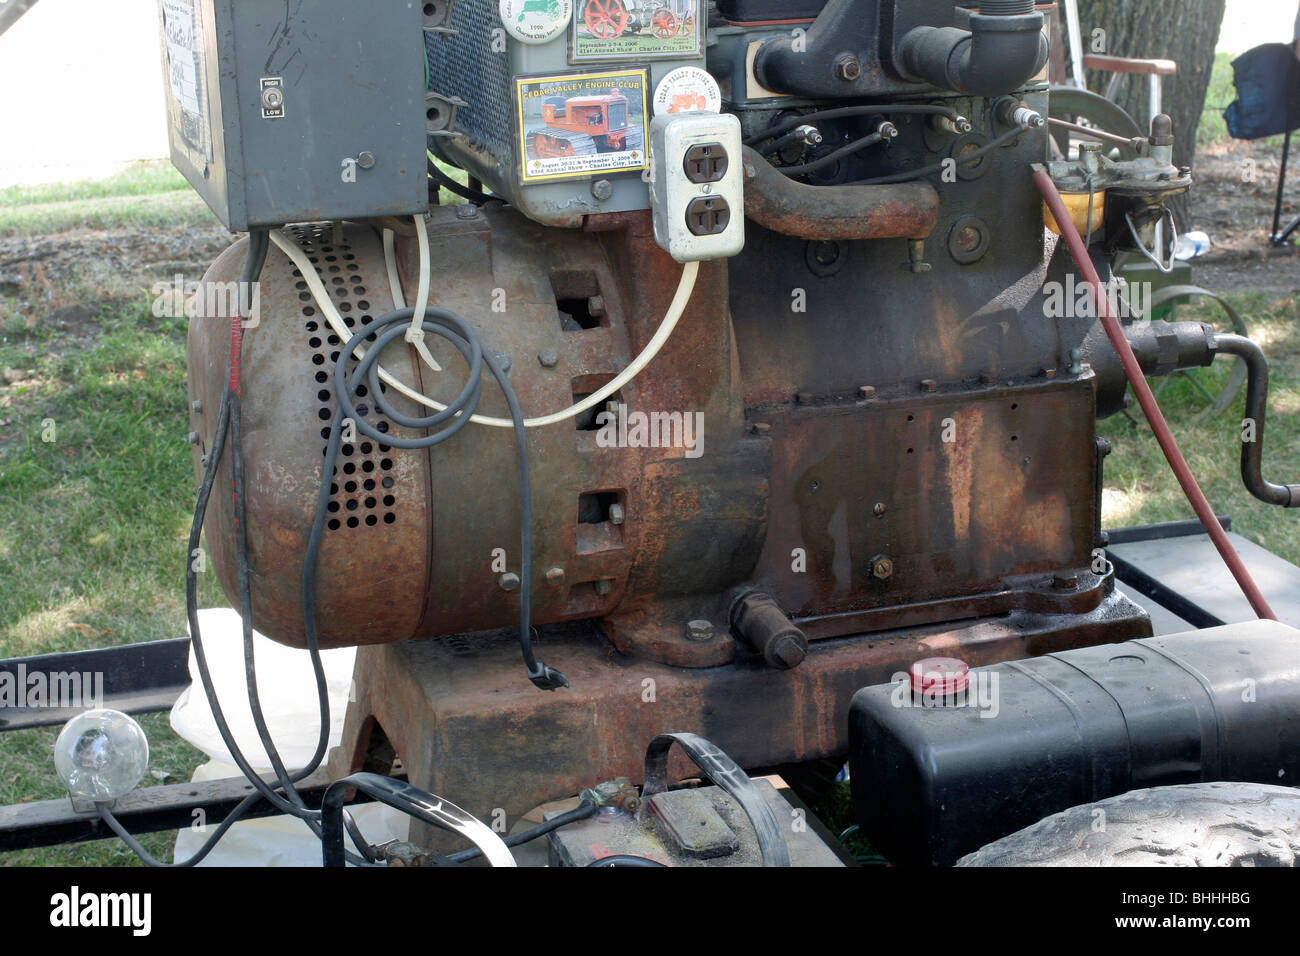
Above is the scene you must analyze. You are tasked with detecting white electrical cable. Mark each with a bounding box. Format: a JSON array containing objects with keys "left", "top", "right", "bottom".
[
  {"left": 269, "top": 227, "right": 699, "bottom": 429},
  {"left": 403, "top": 215, "right": 442, "bottom": 373},
  {"left": 382, "top": 228, "right": 405, "bottom": 308}
]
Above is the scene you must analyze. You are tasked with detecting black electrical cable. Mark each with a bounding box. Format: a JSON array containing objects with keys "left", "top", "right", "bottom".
[
  {"left": 847, "top": 124, "right": 1029, "bottom": 185},
  {"left": 758, "top": 127, "right": 820, "bottom": 157},
  {"left": 744, "top": 103, "right": 960, "bottom": 147},
  {"left": 443, "top": 797, "right": 599, "bottom": 864},
  {"left": 325, "top": 307, "right": 567, "bottom": 690},
  {"left": 778, "top": 131, "right": 885, "bottom": 177},
  {"left": 96, "top": 795, "right": 265, "bottom": 868},
  {"left": 110, "top": 231, "right": 374, "bottom": 867},
  {"left": 427, "top": 155, "right": 493, "bottom": 205}
]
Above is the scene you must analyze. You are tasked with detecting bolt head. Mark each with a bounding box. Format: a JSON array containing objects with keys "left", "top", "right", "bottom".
[
  {"left": 591, "top": 179, "right": 613, "bottom": 201},
  {"left": 608, "top": 502, "right": 624, "bottom": 525},
  {"left": 921, "top": 379, "right": 938, "bottom": 393},
  {"left": 835, "top": 54, "right": 861, "bottom": 81},
  {"left": 455, "top": 204, "right": 478, "bottom": 219},
  {"left": 873, "top": 502, "right": 886, "bottom": 517},
  {"left": 537, "top": 348, "right": 558, "bottom": 368},
  {"left": 796, "top": 391, "right": 814, "bottom": 405},
  {"left": 498, "top": 572, "right": 520, "bottom": 592},
  {"left": 545, "top": 567, "right": 565, "bottom": 587},
  {"left": 187, "top": 431, "right": 200, "bottom": 445},
  {"left": 594, "top": 579, "right": 613, "bottom": 596},
  {"left": 686, "top": 619, "right": 715, "bottom": 642},
  {"left": 191, "top": 399, "right": 203, "bottom": 413},
  {"left": 858, "top": 385, "right": 876, "bottom": 400},
  {"left": 872, "top": 556, "right": 894, "bottom": 580},
  {"left": 356, "top": 151, "right": 376, "bottom": 170}
]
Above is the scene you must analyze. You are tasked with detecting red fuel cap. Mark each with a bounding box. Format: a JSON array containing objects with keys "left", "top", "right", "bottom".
[{"left": 909, "top": 657, "right": 970, "bottom": 699}]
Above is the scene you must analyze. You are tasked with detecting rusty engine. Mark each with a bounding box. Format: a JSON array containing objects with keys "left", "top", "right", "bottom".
[{"left": 157, "top": 0, "right": 1290, "bottom": 855}]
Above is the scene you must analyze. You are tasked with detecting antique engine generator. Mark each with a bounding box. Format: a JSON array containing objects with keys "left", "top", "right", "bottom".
[{"left": 160, "top": 0, "right": 1261, "bottom": 840}]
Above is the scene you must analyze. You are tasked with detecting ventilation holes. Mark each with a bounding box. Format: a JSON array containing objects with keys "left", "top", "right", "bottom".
[{"left": 293, "top": 224, "right": 397, "bottom": 532}]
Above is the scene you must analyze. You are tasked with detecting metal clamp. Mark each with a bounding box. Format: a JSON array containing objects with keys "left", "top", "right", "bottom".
[
  {"left": 1125, "top": 206, "right": 1178, "bottom": 274},
  {"left": 321, "top": 773, "right": 515, "bottom": 867},
  {"left": 641, "top": 732, "right": 791, "bottom": 867}
]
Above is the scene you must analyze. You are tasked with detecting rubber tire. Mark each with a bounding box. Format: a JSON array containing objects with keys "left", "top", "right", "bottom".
[{"left": 957, "top": 782, "right": 1300, "bottom": 867}]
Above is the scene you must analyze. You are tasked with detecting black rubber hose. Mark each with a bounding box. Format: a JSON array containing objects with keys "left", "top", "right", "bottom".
[{"left": 1214, "top": 334, "right": 1300, "bottom": 507}]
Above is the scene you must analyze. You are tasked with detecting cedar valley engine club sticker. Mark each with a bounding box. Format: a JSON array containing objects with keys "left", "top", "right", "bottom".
[
  {"left": 516, "top": 70, "right": 649, "bottom": 183},
  {"left": 571, "top": 0, "right": 702, "bottom": 62},
  {"left": 500, "top": 0, "right": 573, "bottom": 45}
]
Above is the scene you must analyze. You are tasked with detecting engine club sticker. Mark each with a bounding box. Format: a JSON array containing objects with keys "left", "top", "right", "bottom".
[
  {"left": 570, "top": 0, "right": 702, "bottom": 62},
  {"left": 499, "top": 0, "right": 573, "bottom": 45},
  {"left": 653, "top": 65, "right": 721, "bottom": 114},
  {"left": 516, "top": 70, "right": 649, "bottom": 183}
]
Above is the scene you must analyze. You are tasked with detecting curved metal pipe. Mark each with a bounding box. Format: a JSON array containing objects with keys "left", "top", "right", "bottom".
[
  {"left": 741, "top": 146, "right": 940, "bottom": 240},
  {"left": 1214, "top": 334, "right": 1300, "bottom": 508}
]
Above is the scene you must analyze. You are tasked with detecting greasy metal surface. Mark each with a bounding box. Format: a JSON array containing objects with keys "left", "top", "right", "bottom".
[
  {"left": 741, "top": 146, "right": 941, "bottom": 240},
  {"left": 328, "top": 589, "right": 1151, "bottom": 847}
]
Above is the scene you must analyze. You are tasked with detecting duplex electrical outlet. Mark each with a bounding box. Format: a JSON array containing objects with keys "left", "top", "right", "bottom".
[{"left": 649, "top": 113, "right": 744, "bottom": 262}]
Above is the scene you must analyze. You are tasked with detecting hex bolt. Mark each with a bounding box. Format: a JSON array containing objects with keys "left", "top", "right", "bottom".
[
  {"left": 545, "top": 567, "right": 565, "bottom": 587},
  {"left": 873, "top": 502, "right": 887, "bottom": 517},
  {"left": 587, "top": 295, "right": 605, "bottom": 317},
  {"left": 1069, "top": 348, "right": 1085, "bottom": 375},
  {"left": 187, "top": 431, "right": 200, "bottom": 444},
  {"left": 591, "top": 179, "right": 613, "bottom": 201},
  {"left": 685, "top": 619, "right": 715, "bottom": 642},
  {"left": 594, "top": 579, "right": 613, "bottom": 596},
  {"left": 834, "top": 52, "right": 861, "bottom": 82},
  {"left": 498, "top": 572, "right": 520, "bottom": 592},
  {"left": 455, "top": 204, "right": 478, "bottom": 220},
  {"left": 921, "top": 379, "right": 938, "bottom": 393},
  {"left": 871, "top": 556, "right": 894, "bottom": 580},
  {"left": 191, "top": 399, "right": 203, "bottom": 413},
  {"left": 537, "top": 348, "right": 558, "bottom": 368},
  {"left": 858, "top": 385, "right": 876, "bottom": 400},
  {"left": 608, "top": 502, "right": 625, "bottom": 525},
  {"left": 356, "top": 151, "right": 376, "bottom": 170}
]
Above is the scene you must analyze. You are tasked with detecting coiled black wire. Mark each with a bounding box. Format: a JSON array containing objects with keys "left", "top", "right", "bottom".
[{"left": 324, "top": 306, "right": 567, "bottom": 691}]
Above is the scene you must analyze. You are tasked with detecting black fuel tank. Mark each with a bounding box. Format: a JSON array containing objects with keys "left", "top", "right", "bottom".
[{"left": 849, "top": 620, "right": 1300, "bottom": 866}]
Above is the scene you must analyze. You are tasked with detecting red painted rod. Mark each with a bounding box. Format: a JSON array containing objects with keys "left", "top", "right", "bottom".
[{"left": 1032, "top": 167, "right": 1277, "bottom": 621}]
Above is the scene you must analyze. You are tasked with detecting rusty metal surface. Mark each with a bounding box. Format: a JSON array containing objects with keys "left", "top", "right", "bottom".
[
  {"left": 328, "top": 588, "right": 1152, "bottom": 846},
  {"left": 741, "top": 145, "right": 940, "bottom": 240}
]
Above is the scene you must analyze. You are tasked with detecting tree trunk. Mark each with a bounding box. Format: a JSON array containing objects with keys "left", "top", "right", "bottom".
[{"left": 1072, "top": 0, "right": 1226, "bottom": 225}]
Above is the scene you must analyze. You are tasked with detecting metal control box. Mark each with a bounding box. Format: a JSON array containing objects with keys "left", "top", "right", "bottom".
[{"left": 158, "top": 0, "right": 429, "bottom": 232}]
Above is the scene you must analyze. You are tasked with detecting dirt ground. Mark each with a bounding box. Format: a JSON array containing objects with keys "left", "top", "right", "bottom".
[{"left": 1187, "top": 138, "right": 1300, "bottom": 295}]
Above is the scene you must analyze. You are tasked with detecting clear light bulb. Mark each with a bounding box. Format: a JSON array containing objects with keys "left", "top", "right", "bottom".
[{"left": 54, "top": 709, "right": 149, "bottom": 802}]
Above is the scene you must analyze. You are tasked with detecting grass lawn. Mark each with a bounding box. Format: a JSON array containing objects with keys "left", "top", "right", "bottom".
[{"left": 2, "top": 54, "right": 1299, "bottom": 866}]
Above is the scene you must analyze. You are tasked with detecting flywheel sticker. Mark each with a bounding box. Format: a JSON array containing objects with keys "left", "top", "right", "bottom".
[
  {"left": 652, "top": 66, "right": 720, "bottom": 114},
  {"left": 570, "top": 0, "right": 702, "bottom": 62},
  {"left": 500, "top": 0, "right": 572, "bottom": 45},
  {"left": 516, "top": 69, "right": 649, "bottom": 183}
]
